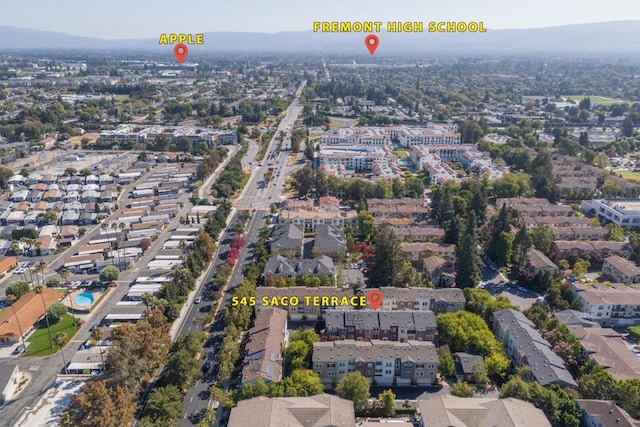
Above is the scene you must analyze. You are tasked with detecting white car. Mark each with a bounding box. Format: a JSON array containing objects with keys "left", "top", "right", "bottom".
[{"left": 194, "top": 297, "right": 202, "bottom": 304}]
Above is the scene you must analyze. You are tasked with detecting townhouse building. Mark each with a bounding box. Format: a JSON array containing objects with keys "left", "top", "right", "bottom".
[
  {"left": 324, "top": 309, "right": 437, "bottom": 343},
  {"left": 493, "top": 309, "right": 577, "bottom": 388},
  {"left": 362, "top": 287, "right": 465, "bottom": 314},
  {"left": 313, "top": 340, "right": 439, "bottom": 387}
]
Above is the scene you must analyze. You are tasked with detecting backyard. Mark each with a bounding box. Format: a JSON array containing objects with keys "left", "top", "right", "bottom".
[{"left": 24, "top": 314, "right": 80, "bottom": 356}]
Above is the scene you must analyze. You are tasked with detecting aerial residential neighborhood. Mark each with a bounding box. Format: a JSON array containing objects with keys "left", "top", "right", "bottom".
[{"left": 2, "top": 5, "right": 640, "bottom": 427}]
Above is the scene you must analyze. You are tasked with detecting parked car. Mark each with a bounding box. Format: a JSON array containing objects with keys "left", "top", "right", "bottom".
[{"left": 194, "top": 297, "right": 202, "bottom": 304}]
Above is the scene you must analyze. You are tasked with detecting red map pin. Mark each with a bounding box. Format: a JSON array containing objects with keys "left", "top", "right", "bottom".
[
  {"left": 365, "top": 34, "right": 379, "bottom": 55},
  {"left": 174, "top": 43, "right": 188, "bottom": 64},
  {"left": 368, "top": 290, "right": 383, "bottom": 311}
]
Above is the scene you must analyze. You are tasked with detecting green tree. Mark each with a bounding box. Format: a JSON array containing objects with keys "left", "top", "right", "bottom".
[
  {"left": 606, "top": 223, "right": 625, "bottom": 242},
  {"left": 47, "top": 302, "right": 68, "bottom": 323},
  {"left": 451, "top": 381, "right": 475, "bottom": 397},
  {"left": 377, "top": 389, "right": 396, "bottom": 416},
  {"left": 63, "top": 380, "right": 135, "bottom": 427},
  {"left": 0, "top": 166, "right": 13, "bottom": 189},
  {"left": 291, "top": 164, "right": 315, "bottom": 196},
  {"left": 471, "top": 360, "right": 489, "bottom": 385},
  {"left": 366, "top": 224, "right": 405, "bottom": 288},
  {"left": 455, "top": 217, "right": 481, "bottom": 288},
  {"left": 512, "top": 226, "right": 533, "bottom": 274},
  {"left": 6, "top": 281, "right": 31, "bottom": 299},
  {"left": 358, "top": 210, "right": 375, "bottom": 242},
  {"left": 142, "top": 385, "right": 184, "bottom": 426},
  {"left": 99, "top": 265, "right": 120, "bottom": 284},
  {"left": 438, "top": 354, "right": 455, "bottom": 379},
  {"left": 335, "top": 371, "right": 370, "bottom": 412},
  {"left": 492, "top": 231, "right": 513, "bottom": 267},
  {"left": 572, "top": 258, "right": 590, "bottom": 278},
  {"left": 577, "top": 366, "right": 617, "bottom": 400},
  {"left": 283, "top": 340, "right": 311, "bottom": 370},
  {"left": 532, "top": 225, "right": 555, "bottom": 257}
]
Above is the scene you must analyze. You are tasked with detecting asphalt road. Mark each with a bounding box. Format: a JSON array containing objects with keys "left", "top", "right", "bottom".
[{"left": 179, "top": 82, "right": 306, "bottom": 426}]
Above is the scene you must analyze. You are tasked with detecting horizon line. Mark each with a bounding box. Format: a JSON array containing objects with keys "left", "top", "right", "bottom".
[{"left": 0, "top": 19, "right": 639, "bottom": 41}]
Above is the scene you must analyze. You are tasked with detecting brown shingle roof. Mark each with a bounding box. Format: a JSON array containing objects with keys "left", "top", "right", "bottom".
[{"left": 0, "top": 289, "right": 64, "bottom": 339}]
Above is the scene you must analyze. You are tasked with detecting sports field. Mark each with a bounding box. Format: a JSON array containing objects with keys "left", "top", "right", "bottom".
[
  {"left": 617, "top": 170, "right": 640, "bottom": 183},
  {"left": 562, "top": 95, "right": 628, "bottom": 106}
]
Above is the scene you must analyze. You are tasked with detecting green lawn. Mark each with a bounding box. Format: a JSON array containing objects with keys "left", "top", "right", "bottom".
[
  {"left": 24, "top": 314, "right": 80, "bottom": 357},
  {"left": 562, "top": 95, "right": 629, "bottom": 106},
  {"left": 617, "top": 170, "right": 640, "bottom": 184},
  {"left": 392, "top": 150, "right": 409, "bottom": 158},
  {"left": 113, "top": 94, "right": 130, "bottom": 101}
]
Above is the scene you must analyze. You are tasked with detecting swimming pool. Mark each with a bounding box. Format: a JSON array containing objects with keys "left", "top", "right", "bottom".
[{"left": 74, "top": 292, "right": 95, "bottom": 307}]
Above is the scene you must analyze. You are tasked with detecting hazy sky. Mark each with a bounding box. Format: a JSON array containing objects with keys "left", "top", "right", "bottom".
[{"left": 2, "top": 0, "right": 640, "bottom": 39}]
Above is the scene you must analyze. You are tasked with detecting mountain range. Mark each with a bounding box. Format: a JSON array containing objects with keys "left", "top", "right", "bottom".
[{"left": 0, "top": 21, "right": 639, "bottom": 53}]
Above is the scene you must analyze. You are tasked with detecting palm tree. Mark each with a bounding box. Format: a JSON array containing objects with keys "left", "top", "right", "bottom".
[
  {"left": 34, "top": 285, "right": 53, "bottom": 349},
  {"left": 91, "top": 327, "right": 105, "bottom": 371},
  {"left": 34, "top": 239, "right": 46, "bottom": 281},
  {"left": 59, "top": 269, "right": 70, "bottom": 286},
  {"left": 53, "top": 332, "right": 68, "bottom": 374},
  {"left": 119, "top": 222, "right": 127, "bottom": 268},
  {"left": 6, "top": 295, "right": 26, "bottom": 350},
  {"left": 32, "top": 262, "right": 44, "bottom": 288},
  {"left": 111, "top": 223, "right": 121, "bottom": 269},
  {"left": 66, "top": 289, "right": 76, "bottom": 326},
  {"left": 179, "top": 239, "right": 187, "bottom": 254}
]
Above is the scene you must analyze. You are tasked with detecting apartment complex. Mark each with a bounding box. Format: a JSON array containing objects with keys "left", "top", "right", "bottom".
[
  {"left": 362, "top": 287, "right": 465, "bottom": 314},
  {"left": 324, "top": 309, "right": 437, "bottom": 343},
  {"left": 98, "top": 124, "right": 237, "bottom": 145},
  {"left": 571, "top": 282, "right": 640, "bottom": 327},
  {"left": 493, "top": 309, "right": 577, "bottom": 388},
  {"left": 582, "top": 199, "right": 640, "bottom": 228},
  {"left": 496, "top": 198, "right": 573, "bottom": 217},
  {"left": 551, "top": 241, "right": 632, "bottom": 264},
  {"left": 240, "top": 308, "right": 288, "bottom": 385},
  {"left": 603, "top": 255, "right": 640, "bottom": 284},
  {"left": 320, "top": 124, "right": 461, "bottom": 146},
  {"left": 313, "top": 340, "right": 439, "bottom": 387},
  {"left": 317, "top": 145, "right": 389, "bottom": 172},
  {"left": 254, "top": 287, "right": 356, "bottom": 321},
  {"left": 278, "top": 208, "right": 358, "bottom": 232}
]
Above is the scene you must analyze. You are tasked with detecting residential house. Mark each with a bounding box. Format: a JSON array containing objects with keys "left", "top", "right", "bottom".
[
  {"left": 524, "top": 248, "right": 559, "bottom": 280},
  {"left": 313, "top": 340, "right": 439, "bottom": 387},
  {"left": 493, "top": 308, "right": 577, "bottom": 388},
  {"left": 264, "top": 255, "right": 336, "bottom": 284},
  {"left": 35, "top": 235, "right": 57, "bottom": 256},
  {"left": 363, "top": 287, "right": 465, "bottom": 314},
  {"left": 313, "top": 224, "right": 346, "bottom": 260},
  {"left": 422, "top": 255, "right": 456, "bottom": 287},
  {"left": 325, "top": 310, "right": 437, "bottom": 343},
  {"left": 401, "top": 242, "right": 456, "bottom": 265},
  {"left": 416, "top": 395, "right": 552, "bottom": 427},
  {"left": 255, "top": 287, "right": 355, "bottom": 321},
  {"left": 241, "top": 308, "right": 288, "bottom": 385},
  {"left": 602, "top": 255, "right": 640, "bottom": 284},
  {"left": 269, "top": 224, "right": 303, "bottom": 258},
  {"left": 576, "top": 400, "right": 640, "bottom": 427},
  {"left": 228, "top": 394, "right": 355, "bottom": 427},
  {"left": 453, "top": 353, "right": 485, "bottom": 383}
]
